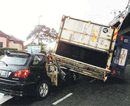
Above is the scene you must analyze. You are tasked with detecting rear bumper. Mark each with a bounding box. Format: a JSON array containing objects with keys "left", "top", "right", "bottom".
[
  {"left": 0, "top": 89, "right": 24, "bottom": 96},
  {"left": 0, "top": 79, "right": 36, "bottom": 97}
]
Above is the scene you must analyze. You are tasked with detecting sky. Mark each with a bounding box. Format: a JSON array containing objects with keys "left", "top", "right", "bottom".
[{"left": 0, "top": 0, "right": 129, "bottom": 48}]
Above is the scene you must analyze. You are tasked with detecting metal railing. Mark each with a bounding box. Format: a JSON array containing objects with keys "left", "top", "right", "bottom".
[{"left": 109, "top": 0, "right": 130, "bottom": 29}]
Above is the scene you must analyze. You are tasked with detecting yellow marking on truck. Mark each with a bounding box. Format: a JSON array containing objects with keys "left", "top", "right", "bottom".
[
  {"left": 92, "top": 30, "right": 98, "bottom": 43},
  {"left": 113, "top": 28, "right": 118, "bottom": 41}
]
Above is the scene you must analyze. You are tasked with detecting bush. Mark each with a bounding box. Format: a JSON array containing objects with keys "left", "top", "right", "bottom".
[
  {"left": 18, "top": 49, "right": 25, "bottom": 52},
  {"left": 40, "top": 50, "right": 47, "bottom": 54},
  {"left": 0, "top": 48, "right": 17, "bottom": 56},
  {"left": 0, "top": 49, "right": 4, "bottom": 56}
]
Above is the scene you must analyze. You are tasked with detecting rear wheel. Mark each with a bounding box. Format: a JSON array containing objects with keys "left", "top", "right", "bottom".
[
  {"left": 71, "top": 72, "right": 78, "bottom": 82},
  {"left": 36, "top": 80, "right": 50, "bottom": 99},
  {"left": 72, "top": 73, "right": 77, "bottom": 81}
]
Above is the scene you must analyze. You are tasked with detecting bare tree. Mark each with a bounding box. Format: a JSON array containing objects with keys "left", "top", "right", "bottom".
[{"left": 27, "top": 25, "right": 58, "bottom": 44}]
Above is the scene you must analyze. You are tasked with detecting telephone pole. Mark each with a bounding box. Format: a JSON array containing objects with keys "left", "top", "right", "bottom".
[{"left": 38, "top": 15, "right": 42, "bottom": 44}]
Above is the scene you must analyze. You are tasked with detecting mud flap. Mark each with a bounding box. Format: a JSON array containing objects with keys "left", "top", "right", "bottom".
[{"left": 0, "top": 93, "right": 13, "bottom": 105}]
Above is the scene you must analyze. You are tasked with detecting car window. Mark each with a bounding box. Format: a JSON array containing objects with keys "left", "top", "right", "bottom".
[
  {"left": 1, "top": 55, "right": 28, "bottom": 65},
  {"left": 32, "top": 55, "right": 45, "bottom": 65}
]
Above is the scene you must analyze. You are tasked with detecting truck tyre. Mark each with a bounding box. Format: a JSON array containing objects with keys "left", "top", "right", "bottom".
[
  {"left": 36, "top": 80, "right": 50, "bottom": 99},
  {"left": 71, "top": 73, "right": 78, "bottom": 82}
]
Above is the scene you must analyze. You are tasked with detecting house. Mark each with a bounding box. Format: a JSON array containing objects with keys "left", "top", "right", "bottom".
[{"left": 0, "top": 30, "right": 24, "bottom": 50}]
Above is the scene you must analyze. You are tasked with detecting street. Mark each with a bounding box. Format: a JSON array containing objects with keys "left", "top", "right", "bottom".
[{"left": 0, "top": 62, "right": 130, "bottom": 106}]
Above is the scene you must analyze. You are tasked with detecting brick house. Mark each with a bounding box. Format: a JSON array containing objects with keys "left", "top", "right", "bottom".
[{"left": 0, "top": 30, "right": 24, "bottom": 50}]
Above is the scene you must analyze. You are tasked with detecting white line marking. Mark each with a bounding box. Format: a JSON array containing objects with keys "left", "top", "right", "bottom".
[
  {"left": 0, "top": 93, "right": 13, "bottom": 105},
  {"left": 52, "top": 93, "right": 73, "bottom": 105}
]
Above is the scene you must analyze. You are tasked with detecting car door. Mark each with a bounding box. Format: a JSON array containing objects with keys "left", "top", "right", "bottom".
[
  {"left": 45, "top": 56, "right": 59, "bottom": 86},
  {"left": 37, "top": 55, "right": 47, "bottom": 77},
  {"left": 29, "top": 55, "right": 41, "bottom": 83}
]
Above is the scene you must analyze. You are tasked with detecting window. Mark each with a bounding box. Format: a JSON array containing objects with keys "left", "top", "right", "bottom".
[
  {"left": 0, "top": 42, "right": 3, "bottom": 48},
  {"left": 1, "top": 55, "right": 28, "bottom": 65},
  {"left": 32, "top": 55, "right": 45, "bottom": 65}
]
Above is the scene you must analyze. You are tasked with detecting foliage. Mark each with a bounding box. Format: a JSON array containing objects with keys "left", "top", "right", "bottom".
[
  {"left": 18, "top": 49, "right": 25, "bottom": 52},
  {"left": 24, "top": 42, "right": 37, "bottom": 49},
  {"left": 2, "top": 47, "right": 17, "bottom": 50},
  {"left": 0, "top": 47, "right": 17, "bottom": 56},
  {"left": 27, "top": 25, "right": 58, "bottom": 43},
  {"left": 40, "top": 50, "right": 47, "bottom": 54},
  {"left": 40, "top": 43, "right": 47, "bottom": 52}
]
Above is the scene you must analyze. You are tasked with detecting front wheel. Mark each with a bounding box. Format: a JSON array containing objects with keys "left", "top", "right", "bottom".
[{"left": 36, "top": 80, "right": 50, "bottom": 99}]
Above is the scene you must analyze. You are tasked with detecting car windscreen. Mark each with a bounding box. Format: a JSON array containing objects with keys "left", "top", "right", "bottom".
[{"left": 1, "top": 55, "right": 28, "bottom": 65}]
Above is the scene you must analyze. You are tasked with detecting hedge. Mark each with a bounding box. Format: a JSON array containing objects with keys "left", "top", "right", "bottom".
[
  {"left": 0, "top": 47, "right": 17, "bottom": 56},
  {"left": 40, "top": 50, "right": 47, "bottom": 54}
]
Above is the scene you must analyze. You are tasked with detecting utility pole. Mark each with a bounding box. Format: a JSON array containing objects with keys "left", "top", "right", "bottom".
[
  {"left": 38, "top": 15, "right": 42, "bottom": 45},
  {"left": 38, "top": 15, "right": 42, "bottom": 25}
]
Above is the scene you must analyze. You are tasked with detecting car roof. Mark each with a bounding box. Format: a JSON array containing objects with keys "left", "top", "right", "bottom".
[
  {"left": 5, "top": 50, "right": 46, "bottom": 57},
  {"left": 32, "top": 52, "right": 46, "bottom": 56}
]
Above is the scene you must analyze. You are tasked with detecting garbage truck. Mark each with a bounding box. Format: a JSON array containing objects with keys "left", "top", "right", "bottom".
[{"left": 50, "top": 15, "right": 130, "bottom": 82}]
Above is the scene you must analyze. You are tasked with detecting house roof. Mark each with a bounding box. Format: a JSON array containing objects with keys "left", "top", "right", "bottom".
[
  {"left": 0, "top": 30, "right": 8, "bottom": 35},
  {"left": 0, "top": 30, "right": 8, "bottom": 38},
  {"left": 8, "top": 35, "right": 24, "bottom": 42},
  {"left": 0, "top": 30, "right": 23, "bottom": 42}
]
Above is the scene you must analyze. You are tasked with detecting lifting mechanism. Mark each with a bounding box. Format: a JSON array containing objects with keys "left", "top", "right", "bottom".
[{"left": 109, "top": 0, "right": 130, "bottom": 30}]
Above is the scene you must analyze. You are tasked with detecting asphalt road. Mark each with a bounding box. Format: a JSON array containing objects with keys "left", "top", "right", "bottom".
[{"left": 1, "top": 64, "right": 130, "bottom": 106}]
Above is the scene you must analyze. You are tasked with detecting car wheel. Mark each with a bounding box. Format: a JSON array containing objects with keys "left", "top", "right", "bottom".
[{"left": 36, "top": 80, "right": 50, "bottom": 99}]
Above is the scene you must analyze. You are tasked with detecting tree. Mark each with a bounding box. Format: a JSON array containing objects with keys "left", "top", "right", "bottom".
[
  {"left": 27, "top": 25, "right": 58, "bottom": 44},
  {"left": 24, "top": 42, "right": 37, "bottom": 49},
  {"left": 24, "top": 42, "right": 47, "bottom": 53},
  {"left": 24, "top": 42, "right": 46, "bottom": 50}
]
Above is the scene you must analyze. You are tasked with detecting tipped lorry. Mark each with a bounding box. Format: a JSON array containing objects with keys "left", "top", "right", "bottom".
[{"left": 52, "top": 15, "right": 129, "bottom": 81}]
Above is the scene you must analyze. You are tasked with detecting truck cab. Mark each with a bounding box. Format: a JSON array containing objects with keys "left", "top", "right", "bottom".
[{"left": 110, "top": 12, "right": 130, "bottom": 78}]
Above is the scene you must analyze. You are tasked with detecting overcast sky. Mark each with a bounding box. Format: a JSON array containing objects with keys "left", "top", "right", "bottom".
[{"left": 0, "top": 0, "right": 128, "bottom": 46}]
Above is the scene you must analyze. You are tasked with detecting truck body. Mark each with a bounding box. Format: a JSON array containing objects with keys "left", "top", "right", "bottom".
[{"left": 52, "top": 15, "right": 129, "bottom": 81}]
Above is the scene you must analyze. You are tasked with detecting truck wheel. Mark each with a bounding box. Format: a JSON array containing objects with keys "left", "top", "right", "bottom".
[
  {"left": 71, "top": 73, "right": 78, "bottom": 82},
  {"left": 36, "top": 80, "right": 50, "bottom": 99}
]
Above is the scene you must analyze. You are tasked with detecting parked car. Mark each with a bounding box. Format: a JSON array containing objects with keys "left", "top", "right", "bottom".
[
  {"left": 0, "top": 50, "right": 52, "bottom": 99},
  {"left": 0, "top": 50, "right": 79, "bottom": 99}
]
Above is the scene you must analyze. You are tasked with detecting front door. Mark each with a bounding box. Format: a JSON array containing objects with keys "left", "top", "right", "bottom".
[{"left": 46, "top": 56, "right": 58, "bottom": 86}]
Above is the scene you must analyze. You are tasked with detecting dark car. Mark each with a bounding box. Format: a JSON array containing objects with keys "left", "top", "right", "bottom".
[{"left": 0, "top": 50, "right": 52, "bottom": 99}]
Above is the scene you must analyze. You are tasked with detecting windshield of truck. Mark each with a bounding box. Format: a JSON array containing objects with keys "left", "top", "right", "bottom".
[{"left": 0, "top": 55, "right": 28, "bottom": 65}]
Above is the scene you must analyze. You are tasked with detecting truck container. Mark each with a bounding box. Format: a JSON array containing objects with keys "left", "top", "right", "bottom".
[{"left": 52, "top": 15, "right": 128, "bottom": 81}]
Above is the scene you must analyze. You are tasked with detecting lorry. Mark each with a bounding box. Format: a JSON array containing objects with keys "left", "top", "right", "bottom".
[
  {"left": 49, "top": 14, "right": 130, "bottom": 82},
  {"left": 48, "top": 1, "right": 130, "bottom": 89},
  {"left": 35, "top": 0, "right": 130, "bottom": 98}
]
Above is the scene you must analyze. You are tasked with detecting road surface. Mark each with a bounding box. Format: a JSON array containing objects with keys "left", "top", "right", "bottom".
[{"left": 0, "top": 62, "right": 130, "bottom": 106}]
